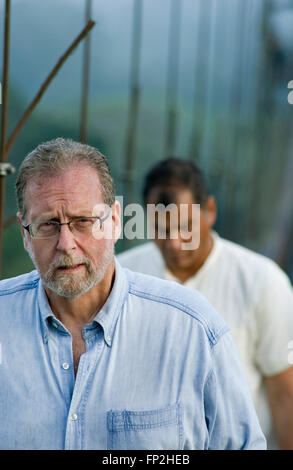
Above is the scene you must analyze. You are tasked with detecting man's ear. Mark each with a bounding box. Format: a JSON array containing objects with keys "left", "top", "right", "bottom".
[
  {"left": 16, "top": 212, "right": 29, "bottom": 252},
  {"left": 111, "top": 200, "right": 121, "bottom": 244},
  {"left": 203, "top": 196, "right": 217, "bottom": 228}
]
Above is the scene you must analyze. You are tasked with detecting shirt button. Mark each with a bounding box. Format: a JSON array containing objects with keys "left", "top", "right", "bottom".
[
  {"left": 62, "top": 362, "right": 70, "bottom": 370},
  {"left": 71, "top": 413, "right": 78, "bottom": 421},
  {"left": 106, "top": 336, "right": 111, "bottom": 343},
  {"left": 52, "top": 322, "right": 58, "bottom": 329}
]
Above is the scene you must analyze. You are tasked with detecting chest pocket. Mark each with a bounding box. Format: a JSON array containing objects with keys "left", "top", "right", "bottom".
[{"left": 107, "top": 403, "right": 183, "bottom": 450}]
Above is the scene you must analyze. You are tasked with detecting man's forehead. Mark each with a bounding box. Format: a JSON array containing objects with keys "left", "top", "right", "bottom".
[
  {"left": 147, "top": 186, "right": 197, "bottom": 205},
  {"left": 27, "top": 165, "right": 100, "bottom": 194},
  {"left": 25, "top": 166, "right": 103, "bottom": 216},
  {"left": 29, "top": 164, "right": 100, "bottom": 186}
]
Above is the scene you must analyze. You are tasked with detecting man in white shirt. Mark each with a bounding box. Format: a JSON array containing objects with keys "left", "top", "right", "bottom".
[{"left": 118, "top": 157, "right": 293, "bottom": 449}]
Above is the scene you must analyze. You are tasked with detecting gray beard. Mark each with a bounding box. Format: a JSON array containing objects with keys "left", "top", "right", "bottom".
[{"left": 28, "top": 244, "right": 114, "bottom": 299}]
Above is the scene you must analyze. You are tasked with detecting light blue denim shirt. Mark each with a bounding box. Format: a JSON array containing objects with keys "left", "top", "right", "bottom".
[{"left": 0, "top": 259, "right": 266, "bottom": 450}]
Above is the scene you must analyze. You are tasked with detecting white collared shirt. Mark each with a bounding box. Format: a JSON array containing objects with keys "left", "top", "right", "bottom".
[{"left": 118, "top": 233, "right": 293, "bottom": 449}]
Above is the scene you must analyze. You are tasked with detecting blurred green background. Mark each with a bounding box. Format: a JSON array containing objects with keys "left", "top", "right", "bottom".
[{"left": 1, "top": 0, "right": 293, "bottom": 280}]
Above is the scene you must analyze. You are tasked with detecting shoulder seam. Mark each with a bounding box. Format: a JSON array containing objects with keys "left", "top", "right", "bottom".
[
  {"left": 128, "top": 282, "right": 229, "bottom": 346},
  {"left": 0, "top": 278, "right": 39, "bottom": 296}
]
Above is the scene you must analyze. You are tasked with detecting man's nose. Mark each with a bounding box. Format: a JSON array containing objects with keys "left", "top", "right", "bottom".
[
  {"left": 165, "top": 235, "right": 182, "bottom": 250},
  {"left": 56, "top": 224, "right": 77, "bottom": 252}
]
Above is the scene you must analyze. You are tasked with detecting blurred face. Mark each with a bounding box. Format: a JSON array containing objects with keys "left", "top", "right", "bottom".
[
  {"left": 18, "top": 164, "right": 121, "bottom": 298},
  {"left": 147, "top": 187, "right": 216, "bottom": 281}
]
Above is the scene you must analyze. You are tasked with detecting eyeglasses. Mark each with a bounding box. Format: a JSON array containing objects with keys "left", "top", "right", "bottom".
[{"left": 22, "top": 213, "right": 111, "bottom": 240}]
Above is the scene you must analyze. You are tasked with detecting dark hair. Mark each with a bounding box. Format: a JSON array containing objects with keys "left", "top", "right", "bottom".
[{"left": 143, "top": 157, "right": 209, "bottom": 206}]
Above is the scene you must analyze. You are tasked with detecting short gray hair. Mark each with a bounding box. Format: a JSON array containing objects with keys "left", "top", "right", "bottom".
[{"left": 16, "top": 138, "right": 115, "bottom": 219}]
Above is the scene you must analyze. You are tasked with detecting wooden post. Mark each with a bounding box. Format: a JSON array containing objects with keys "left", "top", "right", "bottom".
[
  {"left": 164, "top": 0, "right": 182, "bottom": 158},
  {"left": 247, "top": 0, "right": 273, "bottom": 245},
  {"left": 122, "top": 0, "right": 143, "bottom": 251},
  {"left": 221, "top": 0, "right": 247, "bottom": 237},
  {"left": 3, "top": 20, "right": 95, "bottom": 161},
  {"left": 265, "top": 135, "right": 293, "bottom": 269},
  {"left": 189, "top": 0, "right": 213, "bottom": 161},
  {"left": 123, "top": 0, "right": 143, "bottom": 205},
  {"left": 0, "top": 0, "right": 11, "bottom": 279},
  {"left": 80, "top": 0, "right": 92, "bottom": 143},
  {"left": 197, "top": 0, "right": 218, "bottom": 170},
  {"left": 0, "top": 18, "right": 95, "bottom": 278}
]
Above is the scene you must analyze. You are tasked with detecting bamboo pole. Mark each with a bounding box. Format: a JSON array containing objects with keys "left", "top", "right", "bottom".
[
  {"left": 247, "top": 0, "right": 272, "bottom": 245},
  {"left": 222, "top": 0, "right": 247, "bottom": 237},
  {"left": 123, "top": 0, "right": 143, "bottom": 205},
  {"left": 0, "top": 0, "right": 10, "bottom": 159},
  {"left": 0, "top": 0, "right": 11, "bottom": 278},
  {"left": 3, "top": 20, "right": 95, "bottom": 161},
  {"left": 0, "top": 18, "right": 95, "bottom": 278},
  {"left": 189, "top": 0, "right": 213, "bottom": 162},
  {"left": 80, "top": 0, "right": 92, "bottom": 143},
  {"left": 267, "top": 141, "right": 293, "bottom": 269},
  {"left": 122, "top": 0, "right": 143, "bottom": 251},
  {"left": 198, "top": 0, "right": 218, "bottom": 170},
  {"left": 164, "top": 0, "right": 182, "bottom": 158}
]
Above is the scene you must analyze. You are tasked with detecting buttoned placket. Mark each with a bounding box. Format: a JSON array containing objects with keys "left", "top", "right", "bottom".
[
  {"left": 44, "top": 317, "right": 106, "bottom": 449},
  {"left": 63, "top": 323, "right": 106, "bottom": 450},
  {"left": 37, "top": 260, "right": 127, "bottom": 449},
  {"left": 46, "top": 318, "right": 75, "bottom": 407}
]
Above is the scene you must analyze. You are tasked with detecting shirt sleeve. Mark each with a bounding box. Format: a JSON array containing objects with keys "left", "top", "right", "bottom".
[
  {"left": 204, "top": 331, "right": 267, "bottom": 449},
  {"left": 254, "top": 264, "right": 293, "bottom": 376}
]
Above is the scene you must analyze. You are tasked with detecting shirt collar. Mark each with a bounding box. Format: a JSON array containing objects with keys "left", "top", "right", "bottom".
[
  {"left": 92, "top": 258, "right": 128, "bottom": 346},
  {"left": 38, "top": 257, "right": 129, "bottom": 346}
]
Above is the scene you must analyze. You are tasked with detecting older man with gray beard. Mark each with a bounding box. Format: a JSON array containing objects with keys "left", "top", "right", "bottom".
[{"left": 0, "top": 138, "right": 266, "bottom": 450}]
